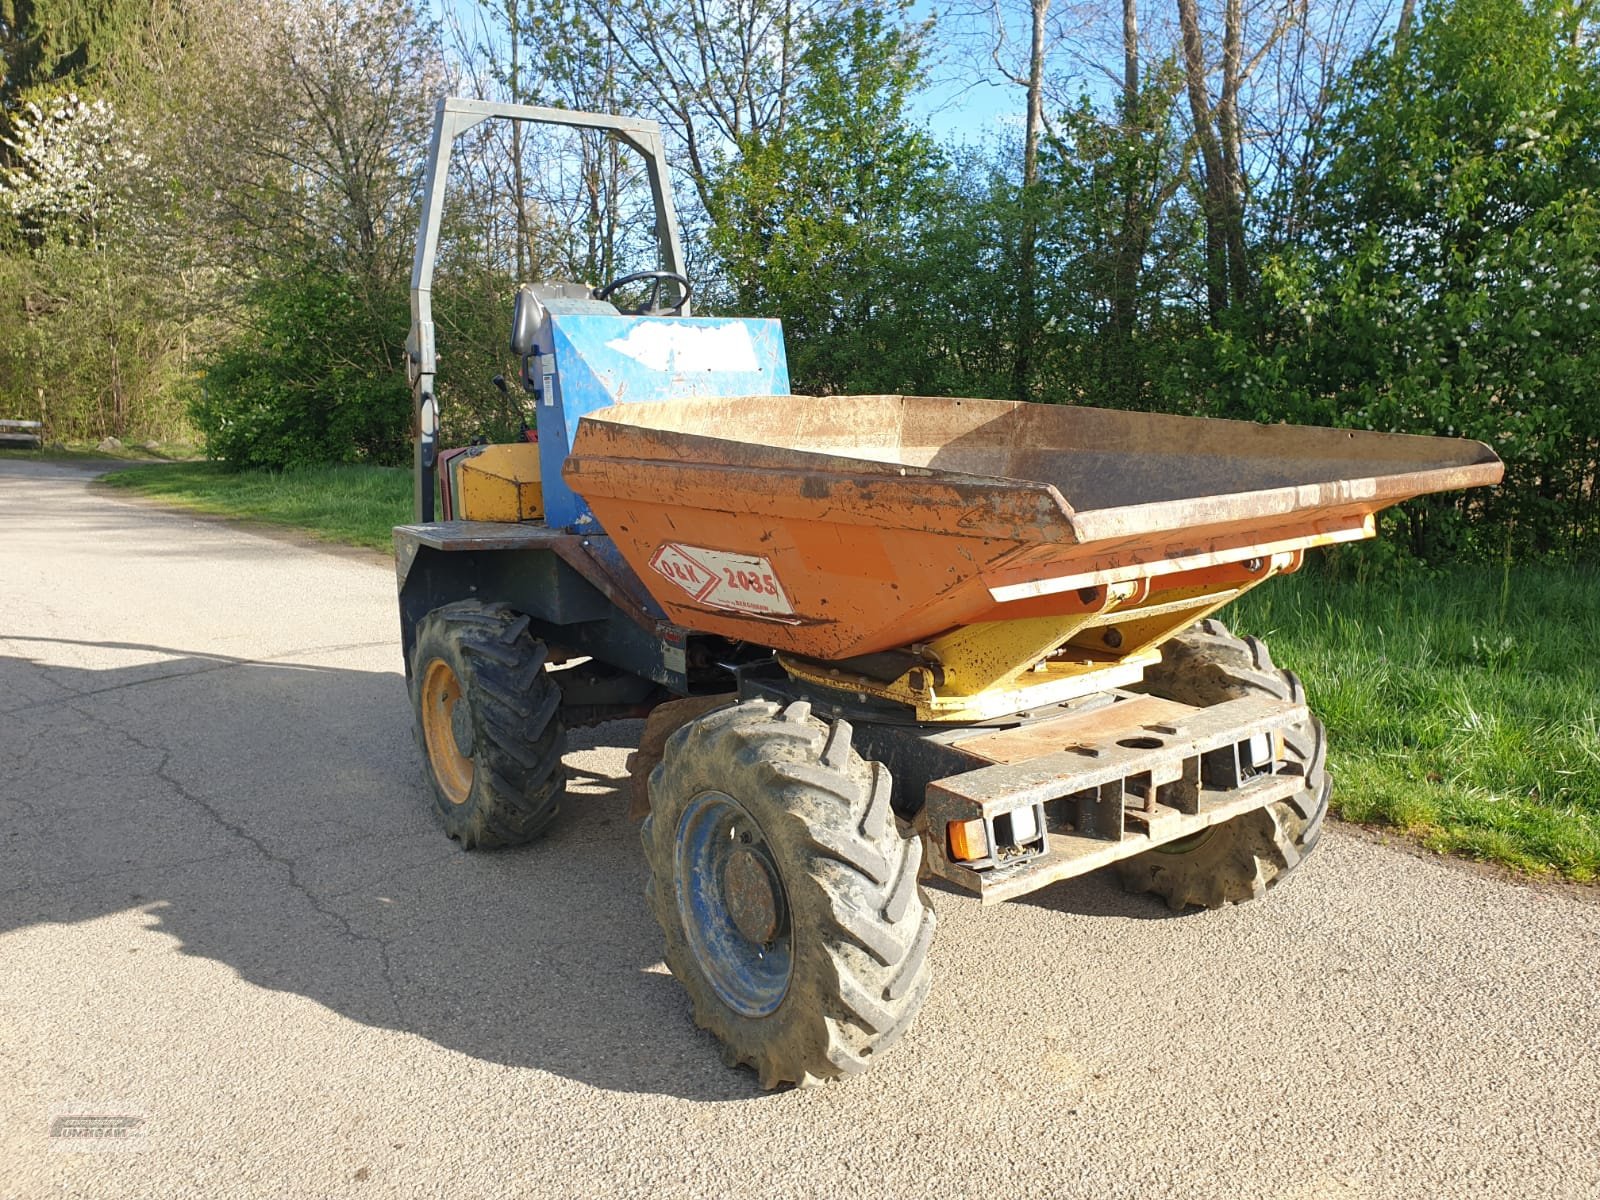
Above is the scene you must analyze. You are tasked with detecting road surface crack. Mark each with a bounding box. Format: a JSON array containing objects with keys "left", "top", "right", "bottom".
[{"left": 77, "top": 706, "right": 407, "bottom": 1024}]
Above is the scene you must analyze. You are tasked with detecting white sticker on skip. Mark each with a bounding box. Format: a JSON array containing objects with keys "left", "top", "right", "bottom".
[
  {"left": 648, "top": 543, "right": 798, "bottom": 620},
  {"left": 604, "top": 322, "right": 760, "bottom": 374}
]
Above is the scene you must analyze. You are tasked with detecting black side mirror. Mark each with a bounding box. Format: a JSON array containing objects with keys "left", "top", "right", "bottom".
[{"left": 510, "top": 285, "right": 540, "bottom": 357}]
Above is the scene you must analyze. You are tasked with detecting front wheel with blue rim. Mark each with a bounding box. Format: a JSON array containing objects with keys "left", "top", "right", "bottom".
[
  {"left": 673, "top": 789, "right": 793, "bottom": 1019},
  {"left": 642, "top": 698, "right": 936, "bottom": 1089}
]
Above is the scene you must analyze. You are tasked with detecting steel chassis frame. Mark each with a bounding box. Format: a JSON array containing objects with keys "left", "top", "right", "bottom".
[{"left": 396, "top": 521, "right": 1308, "bottom": 904}]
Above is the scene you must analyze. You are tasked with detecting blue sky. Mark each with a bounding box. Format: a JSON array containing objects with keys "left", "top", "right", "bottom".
[
  {"left": 908, "top": 61, "right": 1020, "bottom": 148},
  {"left": 432, "top": 0, "right": 1028, "bottom": 148},
  {"left": 906, "top": 2, "right": 1026, "bottom": 148}
]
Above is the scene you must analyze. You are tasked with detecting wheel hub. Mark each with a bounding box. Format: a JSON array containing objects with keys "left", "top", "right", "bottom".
[
  {"left": 674, "top": 791, "right": 793, "bottom": 1018},
  {"left": 723, "top": 846, "right": 784, "bottom": 945}
]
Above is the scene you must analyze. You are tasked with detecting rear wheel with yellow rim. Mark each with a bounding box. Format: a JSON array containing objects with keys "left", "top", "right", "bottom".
[{"left": 410, "top": 601, "right": 565, "bottom": 848}]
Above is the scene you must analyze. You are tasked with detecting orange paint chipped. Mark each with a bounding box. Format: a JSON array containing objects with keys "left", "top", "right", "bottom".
[{"left": 563, "top": 394, "right": 1503, "bottom": 659}]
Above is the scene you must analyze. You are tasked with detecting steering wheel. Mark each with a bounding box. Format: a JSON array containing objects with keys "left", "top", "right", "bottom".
[{"left": 592, "top": 270, "right": 693, "bottom": 316}]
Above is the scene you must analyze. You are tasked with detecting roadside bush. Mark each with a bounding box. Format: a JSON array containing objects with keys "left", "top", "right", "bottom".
[
  {"left": 1218, "top": 0, "right": 1600, "bottom": 562},
  {"left": 192, "top": 269, "right": 410, "bottom": 470}
]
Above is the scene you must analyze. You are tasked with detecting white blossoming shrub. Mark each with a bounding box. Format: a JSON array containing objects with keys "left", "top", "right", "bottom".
[{"left": 0, "top": 93, "right": 150, "bottom": 245}]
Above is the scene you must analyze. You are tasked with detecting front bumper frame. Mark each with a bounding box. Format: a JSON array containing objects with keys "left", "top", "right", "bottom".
[{"left": 918, "top": 693, "right": 1309, "bottom": 903}]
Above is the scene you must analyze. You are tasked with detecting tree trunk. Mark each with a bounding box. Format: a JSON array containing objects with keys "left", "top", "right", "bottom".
[
  {"left": 1217, "top": 0, "right": 1250, "bottom": 306},
  {"left": 1395, "top": 0, "right": 1417, "bottom": 53},
  {"left": 1106, "top": 0, "right": 1147, "bottom": 405},
  {"left": 1176, "top": 0, "right": 1237, "bottom": 322},
  {"left": 1012, "top": 0, "right": 1049, "bottom": 402},
  {"left": 508, "top": 0, "right": 530, "bottom": 282}
]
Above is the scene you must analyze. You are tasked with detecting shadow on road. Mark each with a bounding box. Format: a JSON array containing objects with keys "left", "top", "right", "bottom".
[
  {"left": 0, "top": 634, "right": 1184, "bottom": 1101},
  {"left": 1016, "top": 873, "right": 1190, "bottom": 921},
  {"left": 0, "top": 639, "right": 765, "bottom": 1101}
]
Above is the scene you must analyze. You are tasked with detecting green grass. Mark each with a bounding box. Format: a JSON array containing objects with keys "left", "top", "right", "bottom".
[
  {"left": 99, "top": 460, "right": 1600, "bottom": 881},
  {"left": 101, "top": 461, "right": 411, "bottom": 552},
  {"left": 1230, "top": 564, "right": 1600, "bottom": 882}
]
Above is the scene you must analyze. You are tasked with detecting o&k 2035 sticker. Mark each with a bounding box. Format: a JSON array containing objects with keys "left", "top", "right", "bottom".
[{"left": 647, "top": 543, "right": 798, "bottom": 620}]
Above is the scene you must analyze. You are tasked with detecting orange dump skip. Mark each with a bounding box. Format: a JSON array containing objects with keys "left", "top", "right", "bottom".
[{"left": 563, "top": 394, "right": 1503, "bottom": 660}]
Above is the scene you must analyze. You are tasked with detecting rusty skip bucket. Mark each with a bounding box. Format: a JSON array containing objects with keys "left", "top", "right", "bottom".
[{"left": 563, "top": 394, "right": 1503, "bottom": 661}]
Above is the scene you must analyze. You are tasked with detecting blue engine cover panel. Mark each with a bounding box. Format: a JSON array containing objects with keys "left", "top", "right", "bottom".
[{"left": 536, "top": 314, "right": 789, "bottom": 530}]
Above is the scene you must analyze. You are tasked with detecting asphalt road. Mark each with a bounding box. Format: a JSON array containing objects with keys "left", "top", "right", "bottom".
[{"left": 2, "top": 457, "right": 1597, "bottom": 1200}]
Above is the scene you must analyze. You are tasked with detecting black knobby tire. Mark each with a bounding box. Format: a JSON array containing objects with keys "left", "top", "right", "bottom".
[
  {"left": 1116, "top": 618, "right": 1331, "bottom": 910},
  {"left": 642, "top": 699, "right": 936, "bottom": 1088},
  {"left": 410, "top": 601, "right": 565, "bottom": 848}
]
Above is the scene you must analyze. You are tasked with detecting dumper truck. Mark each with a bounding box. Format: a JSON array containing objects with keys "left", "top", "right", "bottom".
[{"left": 396, "top": 98, "right": 1504, "bottom": 1088}]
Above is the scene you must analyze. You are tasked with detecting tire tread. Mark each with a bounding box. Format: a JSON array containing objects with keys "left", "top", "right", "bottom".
[
  {"left": 642, "top": 699, "right": 935, "bottom": 1088},
  {"left": 410, "top": 601, "right": 565, "bottom": 849},
  {"left": 1117, "top": 620, "right": 1331, "bottom": 910}
]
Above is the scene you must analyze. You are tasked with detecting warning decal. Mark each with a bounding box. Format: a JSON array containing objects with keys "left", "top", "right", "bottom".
[{"left": 648, "top": 543, "right": 798, "bottom": 620}]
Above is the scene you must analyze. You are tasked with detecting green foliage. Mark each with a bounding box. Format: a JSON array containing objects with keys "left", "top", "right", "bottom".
[
  {"left": 0, "top": 0, "right": 438, "bottom": 455},
  {"left": 191, "top": 270, "right": 410, "bottom": 471},
  {"left": 0, "top": 240, "right": 194, "bottom": 440},
  {"left": 1231, "top": 560, "right": 1600, "bottom": 880},
  {"left": 0, "top": 10, "right": 232, "bottom": 447},
  {"left": 1031, "top": 69, "right": 1206, "bottom": 410},
  {"left": 0, "top": 87, "right": 194, "bottom": 443},
  {"left": 879, "top": 156, "right": 1021, "bottom": 399},
  {"left": 1234, "top": 0, "right": 1600, "bottom": 559},
  {"left": 707, "top": 4, "right": 947, "bottom": 393},
  {"left": 427, "top": 194, "right": 535, "bottom": 447},
  {"left": 0, "top": 0, "right": 152, "bottom": 121},
  {"left": 3, "top": 0, "right": 1597, "bottom": 574},
  {"left": 430, "top": 270, "right": 528, "bottom": 448}
]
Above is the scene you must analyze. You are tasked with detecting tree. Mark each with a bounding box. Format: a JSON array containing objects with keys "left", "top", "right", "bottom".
[
  {"left": 182, "top": 0, "right": 443, "bottom": 467},
  {"left": 1035, "top": 67, "right": 1202, "bottom": 411},
  {"left": 0, "top": 91, "right": 146, "bottom": 247},
  {"left": 579, "top": 0, "right": 847, "bottom": 220},
  {"left": 958, "top": 0, "right": 1083, "bottom": 399},
  {"left": 707, "top": 6, "right": 945, "bottom": 392},
  {"left": 190, "top": 266, "right": 411, "bottom": 469},
  {"left": 519, "top": 0, "right": 646, "bottom": 286},
  {"left": 0, "top": 0, "right": 151, "bottom": 136},
  {"left": 0, "top": 84, "right": 193, "bottom": 440},
  {"left": 1244, "top": 0, "right": 1600, "bottom": 557},
  {"left": 0, "top": 3, "right": 197, "bottom": 443},
  {"left": 1014, "top": 0, "right": 1053, "bottom": 400}
]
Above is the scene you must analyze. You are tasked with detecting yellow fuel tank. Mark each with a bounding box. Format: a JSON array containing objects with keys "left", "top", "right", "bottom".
[{"left": 451, "top": 442, "right": 543, "bottom": 522}]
